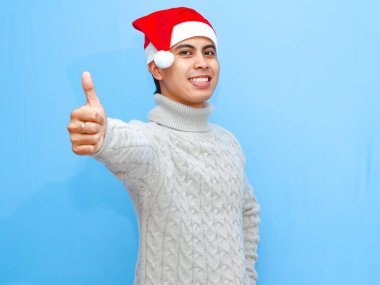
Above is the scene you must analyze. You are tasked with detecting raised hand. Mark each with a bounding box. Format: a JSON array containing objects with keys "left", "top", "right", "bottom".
[{"left": 67, "top": 71, "right": 107, "bottom": 155}]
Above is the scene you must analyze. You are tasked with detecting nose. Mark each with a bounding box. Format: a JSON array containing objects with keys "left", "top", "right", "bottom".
[{"left": 193, "top": 53, "right": 209, "bottom": 69}]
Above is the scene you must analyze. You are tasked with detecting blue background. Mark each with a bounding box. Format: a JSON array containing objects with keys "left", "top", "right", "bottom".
[{"left": 1, "top": 0, "right": 379, "bottom": 284}]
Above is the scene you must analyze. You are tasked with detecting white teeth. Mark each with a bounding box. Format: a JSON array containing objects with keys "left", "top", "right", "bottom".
[{"left": 190, "top": 77, "right": 209, "bottom": 83}]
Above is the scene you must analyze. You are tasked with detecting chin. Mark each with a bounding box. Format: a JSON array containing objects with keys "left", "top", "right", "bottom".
[
  {"left": 191, "top": 94, "right": 212, "bottom": 105},
  {"left": 195, "top": 89, "right": 213, "bottom": 99}
]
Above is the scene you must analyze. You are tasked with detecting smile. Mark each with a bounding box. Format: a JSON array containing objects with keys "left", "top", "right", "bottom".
[{"left": 189, "top": 76, "right": 211, "bottom": 83}]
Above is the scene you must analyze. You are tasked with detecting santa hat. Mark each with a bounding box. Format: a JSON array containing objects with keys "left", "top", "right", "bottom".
[{"left": 132, "top": 7, "right": 217, "bottom": 69}]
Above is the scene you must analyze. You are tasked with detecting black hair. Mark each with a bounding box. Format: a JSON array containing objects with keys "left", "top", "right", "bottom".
[{"left": 153, "top": 76, "right": 161, "bottom": 94}]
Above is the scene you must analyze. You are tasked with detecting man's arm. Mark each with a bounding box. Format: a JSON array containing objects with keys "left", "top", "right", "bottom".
[
  {"left": 67, "top": 71, "right": 155, "bottom": 182},
  {"left": 243, "top": 179, "right": 260, "bottom": 284}
]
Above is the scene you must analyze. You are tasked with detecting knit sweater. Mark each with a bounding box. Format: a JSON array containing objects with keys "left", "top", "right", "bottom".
[{"left": 93, "top": 94, "right": 260, "bottom": 285}]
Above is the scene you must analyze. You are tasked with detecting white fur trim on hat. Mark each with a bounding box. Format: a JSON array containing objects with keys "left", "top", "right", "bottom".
[
  {"left": 171, "top": 21, "right": 217, "bottom": 48},
  {"left": 146, "top": 42, "right": 158, "bottom": 64}
]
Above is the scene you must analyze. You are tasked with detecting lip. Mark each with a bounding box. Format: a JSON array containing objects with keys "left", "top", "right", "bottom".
[{"left": 188, "top": 75, "right": 212, "bottom": 88}]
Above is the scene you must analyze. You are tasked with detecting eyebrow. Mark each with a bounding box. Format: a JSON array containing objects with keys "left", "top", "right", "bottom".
[
  {"left": 203, "top": 44, "right": 216, "bottom": 50},
  {"left": 174, "top": 44, "right": 216, "bottom": 51}
]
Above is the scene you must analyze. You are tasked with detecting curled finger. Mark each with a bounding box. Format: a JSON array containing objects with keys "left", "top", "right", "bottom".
[{"left": 70, "top": 133, "right": 101, "bottom": 145}]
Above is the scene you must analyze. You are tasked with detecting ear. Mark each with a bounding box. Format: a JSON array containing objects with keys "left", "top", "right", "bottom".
[{"left": 148, "top": 61, "right": 163, "bottom": 80}]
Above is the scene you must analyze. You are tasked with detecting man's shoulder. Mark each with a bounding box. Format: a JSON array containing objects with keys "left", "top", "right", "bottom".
[
  {"left": 107, "top": 117, "right": 154, "bottom": 129},
  {"left": 211, "top": 123, "right": 239, "bottom": 139},
  {"left": 210, "top": 124, "right": 243, "bottom": 147}
]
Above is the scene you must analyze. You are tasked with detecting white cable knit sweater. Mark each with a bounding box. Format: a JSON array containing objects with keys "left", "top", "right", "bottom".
[{"left": 93, "top": 94, "right": 260, "bottom": 285}]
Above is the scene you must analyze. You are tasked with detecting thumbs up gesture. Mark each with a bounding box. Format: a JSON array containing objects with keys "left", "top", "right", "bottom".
[{"left": 67, "top": 71, "right": 107, "bottom": 155}]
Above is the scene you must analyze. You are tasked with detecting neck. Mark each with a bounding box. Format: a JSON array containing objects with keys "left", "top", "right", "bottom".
[
  {"left": 162, "top": 93, "right": 206, "bottom": 108},
  {"left": 148, "top": 93, "right": 213, "bottom": 132}
]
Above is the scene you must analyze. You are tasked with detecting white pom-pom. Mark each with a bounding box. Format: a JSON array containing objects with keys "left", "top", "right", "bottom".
[{"left": 154, "top": 51, "right": 174, "bottom": 69}]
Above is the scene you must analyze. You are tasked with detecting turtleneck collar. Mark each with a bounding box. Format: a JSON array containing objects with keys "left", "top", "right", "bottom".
[{"left": 148, "top": 93, "right": 213, "bottom": 132}]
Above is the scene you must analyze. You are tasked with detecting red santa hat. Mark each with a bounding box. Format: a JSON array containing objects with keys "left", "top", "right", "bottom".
[{"left": 132, "top": 7, "right": 217, "bottom": 69}]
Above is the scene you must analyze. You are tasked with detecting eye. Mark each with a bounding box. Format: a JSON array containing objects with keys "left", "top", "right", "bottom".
[
  {"left": 179, "top": 50, "right": 192, "bottom": 56},
  {"left": 204, "top": 49, "right": 216, "bottom": 56}
]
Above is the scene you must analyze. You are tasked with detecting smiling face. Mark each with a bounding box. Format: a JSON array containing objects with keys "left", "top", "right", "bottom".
[{"left": 149, "top": 36, "right": 220, "bottom": 108}]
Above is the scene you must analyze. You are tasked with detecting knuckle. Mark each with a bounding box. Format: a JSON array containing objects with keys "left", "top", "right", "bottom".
[
  {"left": 72, "top": 145, "right": 81, "bottom": 154},
  {"left": 67, "top": 122, "right": 75, "bottom": 132},
  {"left": 70, "top": 108, "right": 80, "bottom": 119}
]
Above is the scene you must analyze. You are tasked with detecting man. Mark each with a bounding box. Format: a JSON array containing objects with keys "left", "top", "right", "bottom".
[{"left": 67, "top": 7, "right": 260, "bottom": 285}]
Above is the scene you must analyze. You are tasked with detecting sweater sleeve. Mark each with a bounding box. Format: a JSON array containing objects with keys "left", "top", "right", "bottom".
[
  {"left": 243, "top": 177, "right": 260, "bottom": 284},
  {"left": 91, "top": 118, "right": 156, "bottom": 182}
]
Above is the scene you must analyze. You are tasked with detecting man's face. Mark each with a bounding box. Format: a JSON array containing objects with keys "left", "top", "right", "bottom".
[{"left": 151, "top": 36, "right": 220, "bottom": 108}]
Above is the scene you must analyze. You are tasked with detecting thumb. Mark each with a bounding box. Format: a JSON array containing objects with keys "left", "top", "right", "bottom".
[{"left": 82, "top": 71, "right": 101, "bottom": 107}]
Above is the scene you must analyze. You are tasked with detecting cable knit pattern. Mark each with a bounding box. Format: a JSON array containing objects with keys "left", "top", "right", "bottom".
[{"left": 93, "top": 94, "right": 260, "bottom": 285}]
